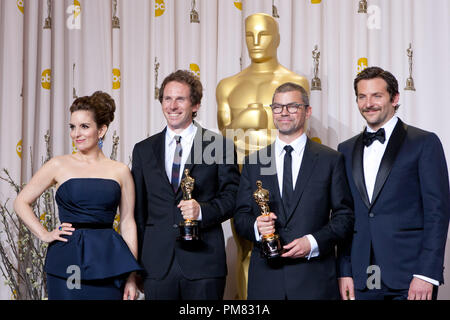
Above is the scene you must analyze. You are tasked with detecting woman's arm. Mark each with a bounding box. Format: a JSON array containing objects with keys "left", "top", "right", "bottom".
[
  {"left": 117, "top": 163, "right": 140, "bottom": 300},
  {"left": 118, "top": 164, "right": 138, "bottom": 259},
  {"left": 13, "top": 157, "right": 73, "bottom": 243}
]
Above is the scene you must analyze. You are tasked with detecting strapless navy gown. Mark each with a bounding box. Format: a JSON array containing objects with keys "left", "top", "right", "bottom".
[{"left": 44, "top": 178, "right": 142, "bottom": 300}]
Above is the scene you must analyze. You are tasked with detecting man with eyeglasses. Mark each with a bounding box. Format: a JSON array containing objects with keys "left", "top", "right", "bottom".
[{"left": 234, "top": 82, "right": 354, "bottom": 299}]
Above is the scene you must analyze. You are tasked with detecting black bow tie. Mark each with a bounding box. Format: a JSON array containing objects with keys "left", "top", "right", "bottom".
[{"left": 362, "top": 128, "right": 386, "bottom": 147}]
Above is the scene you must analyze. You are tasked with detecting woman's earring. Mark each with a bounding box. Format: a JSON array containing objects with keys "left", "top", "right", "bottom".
[{"left": 98, "top": 137, "right": 104, "bottom": 149}]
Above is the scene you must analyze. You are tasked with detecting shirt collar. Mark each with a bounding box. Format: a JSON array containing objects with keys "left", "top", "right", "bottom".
[
  {"left": 166, "top": 122, "right": 197, "bottom": 146},
  {"left": 366, "top": 115, "right": 398, "bottom": 142},
  {"left": 275, "top": 133, "right": 307, "bottom": 157}
]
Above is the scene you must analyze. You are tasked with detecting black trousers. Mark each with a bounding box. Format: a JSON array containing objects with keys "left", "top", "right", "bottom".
[
  {"left": 143, "top": 255, "right": 226, "bottom": 300},
  {"left": 355, "top": 281, "right": 438, "bottom": 300},
  {"left": 356, "top": 247, "right": 439, "bottom": 300}
]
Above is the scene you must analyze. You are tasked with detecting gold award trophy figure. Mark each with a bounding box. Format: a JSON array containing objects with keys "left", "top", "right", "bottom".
[
  {"left": 178, "top": 169, "right": 200, "bottom": 241},
  {"left": 216, "top": 13, "right": 309, "bottom": 161},
  {"left": 253, "top": 181, "right": 282, "bottom": 258},
  {"left": 216, "top": 13, "right": 309, "bottom": 299}
]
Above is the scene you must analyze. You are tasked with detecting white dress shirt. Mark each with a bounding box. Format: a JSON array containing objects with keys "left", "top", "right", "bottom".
[
  {"left": 363, "top": 116, "right": 398, "bottom": 203},
  {"left": 363, "top": 115, "right": 438, "bottom": 286},
  {"left": 254, "top": 133, "right": 319, "bottom": 259},
  {"left": 165, "top": 122, "right": 203, "bottom": 220}
]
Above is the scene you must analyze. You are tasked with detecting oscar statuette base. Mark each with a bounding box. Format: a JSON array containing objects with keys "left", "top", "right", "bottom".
[
  {"left": 178, "top": 220, "right": 200, "bottom": 242},
  {"left": 261, "top": 233, "right": 283, "bottom": 259}
]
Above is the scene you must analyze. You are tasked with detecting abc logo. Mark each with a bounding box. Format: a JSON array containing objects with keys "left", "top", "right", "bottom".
[
  {"left": 113, "top": 68, "right": 121, "bottom": 90},
  {"left": 311, "top": 137, "right": 322, "bottom": 144},
  {"left": 311, "top": 0, "right": 322, "bottom": 3},
  {"left": 16, "top": 140, "right": 22, "bottom": 158},
  {"left": 72, "top": 141, "right": 78, "bottom": 154},
  {"left": 73, "top": 0, "right": 81, "bottom": 18},
  {"left": 234, "top": 0, "right": 242, "bottom": 10},
  {"left": 41, "top": 69, "right": 51, "bottom": 90},
  {"left": 155, "top": 0, "right": 165, "bottom": 17},
  {"left": 17, "top": 0, "right": 24, "bottom": 14},
  {"left": 357, "top": 58, "right": 368, "bottom": 74},
  {"left": 66, "top": 0, "right": 81, "bottom": 30},
  {"left": 113, "top": 213, "right": 121, "bottom": 233},
  {"left": 189, "top": 63, "right": 200, "bottom": 80}
]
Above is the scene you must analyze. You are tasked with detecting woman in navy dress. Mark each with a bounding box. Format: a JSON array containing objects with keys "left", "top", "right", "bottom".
[{"left": 14, "top": 91, "right": 142, "bottom": 300}]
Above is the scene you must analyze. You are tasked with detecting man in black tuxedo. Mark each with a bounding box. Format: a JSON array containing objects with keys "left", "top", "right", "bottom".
[
  {"left": 233, "top": 82, "right": 354, "bottom": 299},
  {"left": 132, "top": 70, "right": 240, "bottom": 300},
  {"left": 337, "top": 66, "right": 450, "bottom": 300}
]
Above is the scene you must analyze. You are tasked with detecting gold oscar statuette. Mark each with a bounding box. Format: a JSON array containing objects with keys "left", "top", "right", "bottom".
[
  {"left": 112, "top": 0, "right": 120, "bottom": 29},
  {"left": 110, "top": 131, "right": 119, "bottom": 161},
  {"left": 154, "top": 58, "right": 160, "bottom": 100},
  {"left": 43, "top": 0, "right": 52, "bottom": 29},
  {"left": 178, "top": 169, "right": 200, "bottom": 241},
  {"left": 190, "top": 0, "right": 200, "bottom": 23},
  {"left": 72, "top": 63, "right": 78, "bottom": 99},
  {"left": 253, "top": 180, "right": 283, "bottom": 259},
  {"left": 272, "top": 0, "right": 280, "bottom": 18},
  {"left": 216, "top": 13, "right": 309, "bottom": 163},
  {"left": 405, "top": 43, "right": 416, "bottom": 91},
  {"left": 358, "top": 0, "right": 368, "bottom": 13},
  {"left": 311, "top": 45, "right": 322, "bottom": 91}
]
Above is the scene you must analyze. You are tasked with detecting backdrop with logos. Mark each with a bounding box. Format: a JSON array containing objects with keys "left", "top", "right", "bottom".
[{"left": 1, "top": 0, "right": 449, "bottom": 299}]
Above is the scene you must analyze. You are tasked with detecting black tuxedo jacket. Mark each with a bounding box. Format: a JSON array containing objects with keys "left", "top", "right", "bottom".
[
  {"left": 132, "top": 122, "right": 240, "bottom": 280},
  {"left": 337, "top": 118, "right": 450, "bottom": 290},
  {"left": 233, "top": 138, "right": 354, "bottom": 299}
]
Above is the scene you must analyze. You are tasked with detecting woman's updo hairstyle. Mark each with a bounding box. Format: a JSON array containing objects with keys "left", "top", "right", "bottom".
[{"left": 69, "top": 91, "right": 116, "bottom": 129}]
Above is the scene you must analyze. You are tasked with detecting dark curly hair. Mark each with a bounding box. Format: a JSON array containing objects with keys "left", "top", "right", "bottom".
[
  {"left": 354, "top": 66, "right": 400, "bottom": 110},
  {"left": 69, "top": 91, "right": 116, "bottom": 129},
  {"left": 158, "top": 70, "right": 203, "bottom": 118}
]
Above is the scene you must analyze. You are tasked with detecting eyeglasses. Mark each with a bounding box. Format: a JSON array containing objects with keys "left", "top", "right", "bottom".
[{"left": 270, "top": 103, "right": 308, "bottom": 114}]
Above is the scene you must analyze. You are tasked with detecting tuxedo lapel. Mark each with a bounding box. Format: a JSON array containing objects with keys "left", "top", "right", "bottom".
[
  {"left": 183, "top": 122, "right": 203, "bottom": 178},
  {"left": 286, "top": 139, "right": 318, "bottom": 221},
  {"left": 178, "top": 122, "right": 204, "bottom": 198},
  {"left": 352, "top": 134, "right": 371, "bottom": 208},
  {"left": 370, "top": 119, "right": 407, "bottom": 207},
  {"left": 151, "top": 129, "right": 173, "bottom": 189}
]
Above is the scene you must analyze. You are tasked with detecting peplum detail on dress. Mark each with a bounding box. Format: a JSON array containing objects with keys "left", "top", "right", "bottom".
[{"left": 44, "top": 178, "right": 142, "bottom": 281}]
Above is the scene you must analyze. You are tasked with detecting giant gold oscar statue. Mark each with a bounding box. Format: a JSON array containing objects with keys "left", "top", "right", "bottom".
[{"left": 216, "top": 13, "right": 309, "bottom": 300}]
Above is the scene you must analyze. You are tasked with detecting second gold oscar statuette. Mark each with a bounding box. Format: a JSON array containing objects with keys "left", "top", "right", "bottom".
[{"left": 253, "top": 180, "right": 283, "bottom": 259}]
